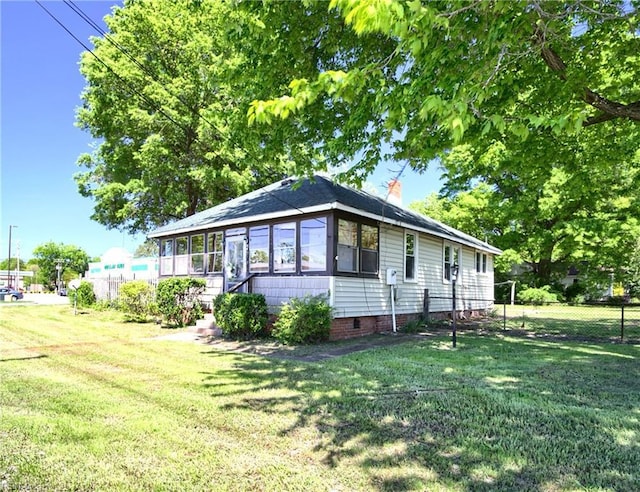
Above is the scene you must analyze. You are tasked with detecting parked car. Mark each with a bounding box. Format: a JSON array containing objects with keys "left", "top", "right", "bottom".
[
  {"left": 58, "top": 288, "right": 67, "bottom": 296},
  {"left": 0, "top": 287, "right": 24, "bottom": 301}
]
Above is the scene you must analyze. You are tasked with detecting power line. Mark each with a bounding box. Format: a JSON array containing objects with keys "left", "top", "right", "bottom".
[
  {"left": 35, "top": 0, "right": 192, "bottom": 136},
  {"left": 63, "top": 0, "right": 224, "bottom": 137}
]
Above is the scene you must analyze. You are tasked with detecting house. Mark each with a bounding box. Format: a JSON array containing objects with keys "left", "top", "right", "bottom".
[{"left": 148, "top": 175, "right": 501, "bottom": 340}]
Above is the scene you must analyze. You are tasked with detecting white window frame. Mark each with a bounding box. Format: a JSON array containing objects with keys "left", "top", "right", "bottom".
[
  {"left": 404, "top": 231, "right": 417, "bottom": 282},
  {"left": 475, "top": 251, "right": 488, "bottom": 274},
  {"left": 443, "top": 242, "right": 460, "bottom": 283},
  {"left": 273, "top": 222, "right": 296, "bottom": 273}
]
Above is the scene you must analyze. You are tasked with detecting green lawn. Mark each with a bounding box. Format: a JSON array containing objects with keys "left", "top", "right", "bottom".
[
  {"left": 1, "top": 305, "right": 639, "bottom": 491},
  {"left": 491, "top": 303, "right": 640, "bottom": 342}
]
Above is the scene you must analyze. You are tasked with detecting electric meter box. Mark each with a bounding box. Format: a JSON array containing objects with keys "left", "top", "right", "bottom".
[{"left": 386, "top": 268, "right": 397, "bottom": 285}]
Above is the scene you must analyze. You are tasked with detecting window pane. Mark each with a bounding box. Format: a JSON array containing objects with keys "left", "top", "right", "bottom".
[
  {"left": 337, "top": 219, "right": 358, "bottom": 272},
  {"left": 191, "top": 234, "right": 204, "bottom": 254},
  {"left": 361, "top": 225, "right": 378, "bottom": 250},
  {"left": 337, "top": 244, "right": 358, "bottom": 272},
  {"left": 249, "top": 226, "right": 269, "bottom": 273},
  {"left": 444, "top": 245, "right": 451, "bottom": 280},
  {"left": 274, "top": 222, "right": 296, "bottom": 272},
  {"left": 406, "top": 233, "right": 414, "bottom": 256},
  {"left": 482, "top": 254, "right": 487, "bottom": 273},
  {"left": 361, "top": 225, "right": 378, "bottom": 274},
  {"left": 338, "top": 219, "right": 357, "bottom": 247},
  {"left": 176, "top": 237, "right": 188, "bottom": 255},
  {"left": 207, "top": 232, "right": 223, "bottom": 273},
  {"left": 160, "top": 239, "right": 173, "bottom": 257},
  {"left": 361, "top": 249, "right": 378, "bottom": 274},
  {"left": 405, "top": 232, "right": 416, "bottom": 280},
  {"left": 301, "top": 218, "right": 327, "bottom": 271}
]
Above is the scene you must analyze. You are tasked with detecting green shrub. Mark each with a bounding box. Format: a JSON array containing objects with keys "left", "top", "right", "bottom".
[
  {"left": 213, "top": 293, "right": 268, "bottom": 340},
  {"left": 156, "top": 278, "right": 206, "bottom": 327},
  {"left": 271, "top": 294, "right": 332, "bottom": 344},
  {"left": 118, "top": 280, "right": 157, "bottom": 322},
  {"left": 517, "top": 285, "right": 559, "bottom": 305},
  {"left": 69, "top": 281, "right": 96, "bottom": 308},
  {"left": 401, "top": 318, "right": 424, "bottom": 334}
]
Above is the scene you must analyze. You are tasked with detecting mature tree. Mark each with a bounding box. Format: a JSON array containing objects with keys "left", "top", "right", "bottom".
[
  {"left": 251, "top": 1, "right": 639, "bottom": 176},
  {"left": 410, "top": 127, "right": 640, "bottom": 286},
  {"left": 76, "top": 0, "right": 396, "bottom": 233},
  {"left": 32, "top": 242, "right": 90, "bottom": 291},
  {"left": 75, "top": 0, "right": 284, "bottom": 234},
  {"left": 0, "top": 259, "right": 26, "bottom": 271},
  {"left": 134, "top": 239, "right": 158, "bottom": 258}
]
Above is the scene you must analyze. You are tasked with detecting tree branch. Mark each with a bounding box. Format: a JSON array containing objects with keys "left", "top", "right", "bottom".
[{"left": 533, "top": 21, "right": 640, "bottom": 126}]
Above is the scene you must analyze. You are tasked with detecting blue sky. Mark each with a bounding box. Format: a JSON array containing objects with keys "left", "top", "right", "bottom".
[{"left": 1, "top": 1, "right": 442, "bottom": 261}]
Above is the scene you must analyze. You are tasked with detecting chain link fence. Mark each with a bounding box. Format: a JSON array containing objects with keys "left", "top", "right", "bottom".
[{"left": 424, "top": 294, "right": 640, "bottom": 343}]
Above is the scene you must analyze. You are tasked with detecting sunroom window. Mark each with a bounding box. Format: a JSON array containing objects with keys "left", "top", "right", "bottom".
[
  {"left": 361, "top": 224, "right": 379, "bottom": 274},
  {"left": 273, "top": 222, "right": 296, "bottom": 272},
  {"left": 175, "top": 236, "right": 188, "bottom": 275},
  {"left": 207, "top": 232, "right": 223, "bottom": 273},
  {"left": 249, "top": 226, "right": 269, "bottom": 273},
  {"left": 337, "top": 219, "right": 358, "bottom": 272},
  {"left": 189, "top": 234, "right": 205, "bottom": 274},
  {"left": 160, "top": 239, "right": 173, "bottom": 275},
  {"left": 300, "top": 218, "right": 327, "bottom": 271}
]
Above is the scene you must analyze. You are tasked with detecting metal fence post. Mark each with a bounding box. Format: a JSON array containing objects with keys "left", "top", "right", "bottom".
[
  {"left": 621, "top": 304, "right": 625, "bottom": 341},
  {"left": 503, "top": 301, "right": 507, "bottom": 331}
]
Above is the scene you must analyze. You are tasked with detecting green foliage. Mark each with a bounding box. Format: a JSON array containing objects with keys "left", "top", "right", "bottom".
[
  {"left": 400, "top": 318, "right": 424, "bottom": 334},
  {"left": 133, "top": 240, "right": 159, "bottom": 258},
  {"left": 254, "top": 2, "right": 640, "bottom": 176},
  {"left": 32, "top": 242, "right": 90, "bottom": 291},
  {"left": 69, "top": 281, "right": 96, "bottom": 308},
  {"left": 212, "top": 293, "right": 268, "bottom": 340},
  {"left": 156, "top": 278, "right": 205, "bottom": 327},
  {"left": 517, "top": 286, "right": 559, "bottom": 305},
  {"left": 271, "top": 295, "right": 332, "bottom": 344},
  {"left": 118, "top": 280, "right": 157, "bottom": 322}
]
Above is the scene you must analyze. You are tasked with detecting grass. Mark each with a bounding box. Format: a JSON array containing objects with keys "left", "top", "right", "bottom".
[
  {"left": 490, "top": 303, "right": 640, "bottom": 342},
  {"left": 1, "top": 304, "right": 639, "bottom": 491}
]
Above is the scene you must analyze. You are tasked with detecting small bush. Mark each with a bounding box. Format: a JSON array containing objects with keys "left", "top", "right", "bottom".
[
  {"left": 401, "top": 318, "right": 424, "bottom": 334},
  {"left": 156, "top": 278, "right": 206, "bottom": 327},
  {"left": 118, "top": 280, "right": 157, "bottom": 322},
  {"left": 213, "top": 293, "right": 268, "bottom": 340},
  {"left": 272, "top": 294, "right": 332, "bottom": 344},
  {"left": 517, "top": 285, "right": 559, "bottom": 305},
  {"left": 69, "top": 281, "right": 96, "bottom": 308}
]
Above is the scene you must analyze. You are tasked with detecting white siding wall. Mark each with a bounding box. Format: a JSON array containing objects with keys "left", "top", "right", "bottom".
[
  {"left": 332, "top": 224, "right": 495, "bottom": 318},
  {"left": 253, "top": 276, "right": 331, "bottom": 313}
]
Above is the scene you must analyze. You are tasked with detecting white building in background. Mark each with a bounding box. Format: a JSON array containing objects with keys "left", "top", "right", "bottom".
[{"left": 86, "top": 247, "right": 158, "bottom": 280}]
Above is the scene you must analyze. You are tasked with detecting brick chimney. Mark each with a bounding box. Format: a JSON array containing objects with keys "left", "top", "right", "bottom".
[{"left": 387, "top": 179, "right": 402, "bottom": 206}]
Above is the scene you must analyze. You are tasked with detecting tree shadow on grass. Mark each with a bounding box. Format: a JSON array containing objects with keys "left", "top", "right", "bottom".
[{"left": 200, "top": 336, "right": 640, "bottom": 491}]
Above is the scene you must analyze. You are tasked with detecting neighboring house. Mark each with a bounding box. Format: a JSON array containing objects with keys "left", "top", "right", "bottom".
[
  {"left": 85, "top": 247, "right": 158, "bottom": 301},
  {"left": 148, "top": 175, "right": 501, "bottom": 340},
  {"left": 86, "top": 247, "right": 159, "bottom": 280}
]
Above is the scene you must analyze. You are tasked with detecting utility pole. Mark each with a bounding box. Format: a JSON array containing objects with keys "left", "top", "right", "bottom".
[
  {"left": 55, "top": 258, "right": 65, "bottom": 293},
  {"left": 7, "top": 225, "right": 17, "bottom": 287}
]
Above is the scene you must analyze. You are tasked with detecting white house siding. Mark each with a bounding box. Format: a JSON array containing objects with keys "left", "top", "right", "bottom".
[
  {"left": 332, "top": 225, "right": 495, "bottom": 318},
  {"left": 252, "top": 276, "right": 331, "bottom": 313}
]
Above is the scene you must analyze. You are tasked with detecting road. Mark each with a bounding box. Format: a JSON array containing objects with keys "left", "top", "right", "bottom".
[{"left": 2, "top": 293, "right": 71, "bottom": 305}]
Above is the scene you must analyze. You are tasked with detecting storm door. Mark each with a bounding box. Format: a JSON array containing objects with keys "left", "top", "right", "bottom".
[{"left": 224, "top": 228, "right": 247, "bottom": 292}]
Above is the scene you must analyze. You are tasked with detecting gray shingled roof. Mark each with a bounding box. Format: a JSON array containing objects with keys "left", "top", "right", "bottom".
[{"left": 148, "top": 175, "right": 501, "bottom": 254}]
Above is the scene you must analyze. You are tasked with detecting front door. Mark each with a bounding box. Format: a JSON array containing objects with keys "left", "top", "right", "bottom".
[{"left": 225, "top": 231, "right": 247, "bottom": 292}]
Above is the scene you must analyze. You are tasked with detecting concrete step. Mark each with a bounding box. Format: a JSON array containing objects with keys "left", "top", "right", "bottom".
[{"left": 189, "top": 313, "right": 222, "bottom": 337}]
